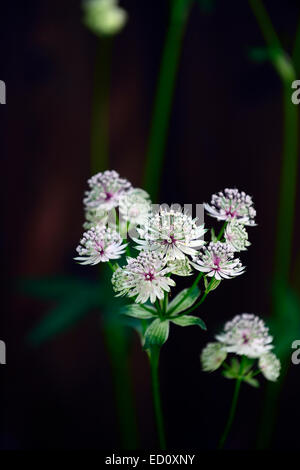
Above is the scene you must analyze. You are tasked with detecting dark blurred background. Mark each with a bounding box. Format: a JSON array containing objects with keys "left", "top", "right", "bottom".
[{"left": 1, "top": 0, "right": 300, "bottom": 450}]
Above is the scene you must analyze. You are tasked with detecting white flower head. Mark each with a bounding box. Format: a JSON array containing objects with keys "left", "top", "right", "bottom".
[
  {"left": 201, "top": 342, "right": 227, "bottom": 372},
  {"left": 119, "top": 188, "right": 151, "bottom": 227},
  {"left": 259, "top": 352, "right": 281, "bottom": 382},
  {"left": 167, "top": 258, "right": 193, "bottom": 277},
  {"left": 134, "top": 207, "right": 206, "bottom": 261},
  {"left": 75, "top": 225, "right": 126, "bottom": 265},
  {"left": 83, "top": 170, "right": 132, "bottom": 211},
  {"left": 82, "top": 0, "right": 127, "bottom": 36},
  {"left": 204, "top": 188, "right": 256, "bottom": 226},
  {"left": 111, "top": 251, "right": 175, "bottom": 304},
  {"left": 216, "top": 314, "right": 273, "bottom": 358},
  {"left": 83, "top": 208, "right": 109, "bottom": 230},
  {"left": 225, "top": 220, "right": 251, "bottom": 252},
  {"left": 191, "top": 241, "right": 245, "bottom": 280}
]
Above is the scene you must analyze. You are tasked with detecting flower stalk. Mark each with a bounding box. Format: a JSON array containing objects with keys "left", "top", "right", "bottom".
[
  {"left": 149, "top": 345, "right": 166, "bottom": 450},
  {"left": 218, "top": 372, "right": 242, "bottom": 449},
  {"left": 143, "top": 0, "right": 192, "bottom": 201}
]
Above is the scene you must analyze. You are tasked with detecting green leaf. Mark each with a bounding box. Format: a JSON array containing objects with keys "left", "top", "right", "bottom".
[
  {"left": 222, "top": 369, "right": 237, "bottom": 380},
  {"left": 144, "top": 319, "right": 170, "bottom": 350},
  {"left": 121, "top": 304, "right": 156, "bottom": 319},
  {"left": 167, "top": 286, "right": 200, "bottom": 316},
  {"left": 19, "top": 277, "right": 99, "bottom": 300},
  {"left": 210, "top": 228, "right": 217, "bottom": 242},
  {"left": 170, "top": 315, "right": 206, "bottom": 330},
  {"left": 204, "top": 277, "right": 221, "bottom": 293},
  {"left": 243, "top": 373, "right": 260, "bottom": 388},
  {"left": 27, "top": 290, "right": 99, "bottom": 346}
]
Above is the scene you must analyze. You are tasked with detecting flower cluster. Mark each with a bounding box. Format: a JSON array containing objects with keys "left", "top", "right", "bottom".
[
  {"left": 135, "top": 207, "right": 206, "bottom": 261},
  {"left": 191, "top": 241, "right": 245, "bottom": 280},
  {"left": 82, "top": 0, "right": 128, "bottom": 36},
  {"left": 201, "top": 314, "right": 281, "bottom": 383},
  {"left": 204, "top": 188, "right": 256, "bottom": 226},
  {"left": 224, "top": 220, "right": 251, "bottom": 252},
  {"left": 112, "top": 251, "right": 175, "bottom": 304},
  {"left": 84, "top": 170, "right": 132, "bottom": 211},
  {"left": 75, "top": 225, "right": 127, "bottom": 265},
  {"left": 119, "top": 188, "right": 151, "bottom": 227},
  {"left": 75, "top": 171, "right": 258, "bottom": 351}
]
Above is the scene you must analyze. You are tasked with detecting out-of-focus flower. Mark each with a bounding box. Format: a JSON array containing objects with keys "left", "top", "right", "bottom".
[
  {"left": 167, "top": 258, "right": 193, "bottom": 276},
  {"left": 119, "top": 188, "right": 151, "bottom": 227},
  {"left": 259, "top": 352, "right": 281, "bottom": 382},
  {"left": 216, "top": 314, "right": 273, "bottom": 358},
  {"left": 75, "top": 225, "right": 126, "bottom": 265},
  {"left": 111, "top": 251, "right": 175, "bottom": 303},
  {"left": 191, "top": 241, "right": 245, "bottom": 280},
  {"left": 84, "top": 170, "right": 131, "bottom": 211},
  {"left": 201, "top": 342, "right": 227, "bottom": 372},
  {"left": 134, "top": 207, "right": 206, "bottom": 261},
  {"left": 204, "top": 188, "right": 256, "bottom": 226},
  {"left": 225, "top": 220, "right": 251, "bottom": 252},
  {"left": 82, "top": 0, "right": 127, "bottom": 36},
  {"left": 83, "top": 208, "right": 109, "bottom": 229}
]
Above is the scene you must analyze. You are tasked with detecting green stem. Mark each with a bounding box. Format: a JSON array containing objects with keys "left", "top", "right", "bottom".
[
  {"left": 90, "top": 38, "right": 112, "bottom": 174},
  {"left": 182, "top": 276, "right": 214, "bottom": 316},
  {"left": 218, "top": 357, "right": 245, "bottom": 449},
  {"left": 216, "top": 222, "right": 227, "bottom": 241},
  {"left": 274, "top": 84, "right": 298, "bottom": 285},
  {"left": 149, "top": 346, "right": 166, "bottom": 449},
  {"left": 143, "top": 0, "right": 192, "bottom": 201},
  {"left": 103, "top": 321, "right": 139, "bottom": 449},
  {"left": 248, "top": 0, "right": 299, "bottom": 449},
  {"left": 107, "top": 261, "right": 116, "bottom": 272},
  {"left": 218, "top": 377, "right": 242, "bottom": 450}
]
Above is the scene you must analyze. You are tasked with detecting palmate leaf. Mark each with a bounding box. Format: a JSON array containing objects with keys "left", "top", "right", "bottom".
[
  {"left": 22, "top": 276, "right": 105, "bottom": 346},
  {"left": 143, "top": 319, "right": 170, "bottom": 350},
  {"left": 167, "top": 286, "right": 200, "bottom": 316},
  {"left": 170, "top": 315, "right": 206, "bottom": 330},
  {"left": 121, "top": 304, "right": 156, "bottom": 319},
  {"left": 27, "top": 288, "right": 100, "bottom": 346}
]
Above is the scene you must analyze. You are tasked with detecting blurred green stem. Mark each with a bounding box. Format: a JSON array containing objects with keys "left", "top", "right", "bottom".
[
  {"left": 91, "top": 38, "right": 112, "bottom": 174},
  {"left": 91, "top": 40, "right": 138, "bottom": 448},
  {"left": 143, "top": 0, "right": 192, "bottom": 201},
  {"left": 248, "top": 0, "right": 299, "bottom": 449},
  {"left": 103, "top": 321, "right": 139, "bottom": 449},
  {"left": 149, "top": 345, "right": 166, "bottom": 449},
  {"left": 218, "top": 359, "right": 244, "bottom": 449}
]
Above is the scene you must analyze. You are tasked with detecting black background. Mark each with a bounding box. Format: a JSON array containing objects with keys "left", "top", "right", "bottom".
[{"left": 0, "top": 0, "right": 300, "bottom": 450}]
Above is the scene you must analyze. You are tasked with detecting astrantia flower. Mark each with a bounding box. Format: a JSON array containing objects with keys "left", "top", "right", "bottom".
[
  {"left": 225, "top": 220, "right": 251, "bottom": 252},
  {"left": 134, "top": 208, "right": 206, "bottom": 261},
  {"left": 83, "top": 170, "right": 132, "bottom": 211},
  {"left": 119, "top": 188, "right": 151, "bottom": 226},
  {"left": 204, "top": 188, "right": 256, "bottom": 226},
  {"left": 167, "top": 258, "right": 193, "bottom": 277},
  {"left": 201, "top": 342, "right": 227, "bottom": 372},
  {"left": 82, "top": 0, "right": 127, "bottom": 37},
  {"left": 216, "top": 314, "right": 273, "bottom": 358},
  {"left": 259, "top": 352, "right": 281, "bottom": 382},
  {"left": 191, "top": 241, "right": 245, "bottom": 280},
  {"left": 83, "top": 208, "right": 108, "bottom": 230},
  {"left": 75, "top": 226, "right": 126, "bottom": 265},
  {"left": 111, "top": 251, "right": 175, "bottom": 303}
]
